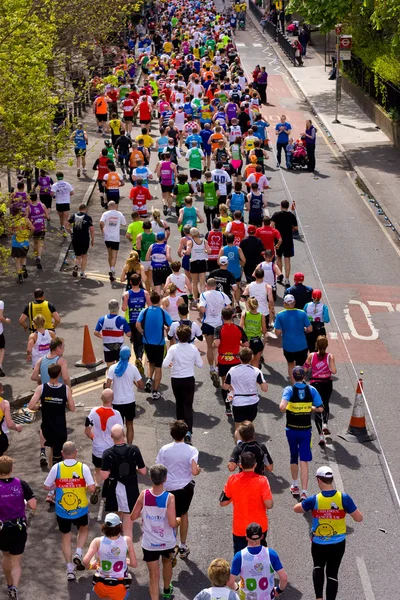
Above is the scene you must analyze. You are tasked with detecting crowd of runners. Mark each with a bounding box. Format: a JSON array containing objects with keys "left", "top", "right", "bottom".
[{"left": 0, "top": 1, "right": 363, "bottom": 600}]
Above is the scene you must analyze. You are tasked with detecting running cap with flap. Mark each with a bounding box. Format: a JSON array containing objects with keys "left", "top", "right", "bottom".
[{"left": 316, "top": 466, "right": 334, "bottom": 479}]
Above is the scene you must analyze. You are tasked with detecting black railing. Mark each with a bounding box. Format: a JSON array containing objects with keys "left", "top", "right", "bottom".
[
  {"left": 276, "top": 29, "right": 296, "bottom": 65},
  {"left": 249, "top": 0, "right": 296, "bottom": 65},
  {"left": 342, "top": 54, "right": 400, "bottom": 115}
]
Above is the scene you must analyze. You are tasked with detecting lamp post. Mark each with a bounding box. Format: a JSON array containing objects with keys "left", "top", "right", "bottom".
[{"left": 333, "top": 23, "right": 342, "bottom": 123}]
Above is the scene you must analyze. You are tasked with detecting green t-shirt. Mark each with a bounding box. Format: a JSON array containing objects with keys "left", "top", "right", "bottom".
[
  {"left": 188, "top": 147, "right": 203, "bottom": 171},
  {"left": 203, "top": 181, "right": 218, "bottom": 208},
  {"left": 127, "top": 221, "right": 144, "bottom": 248},
  {"left": 140, "top": 231, "right": 156, "bottom": 261},
  {"left": 176, "top": 183, "right": 191, "bottom": 208},
  {"left": 244, "top": 311, "right": 263, "bottom": 339},
  {"left": 171, "top": 16, "right": 178, "bottom": 27},
  {"left": 106, "top": 147, "right": 116, "bottom": 162}
]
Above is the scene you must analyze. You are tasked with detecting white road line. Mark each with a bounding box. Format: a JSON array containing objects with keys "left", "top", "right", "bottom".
[
  {"left": 343, "top": 332, "right": 351, "bottom": 340},
  {"left": 86, "top": 594, "right": 91, "bottom": 600},
  {"left": 235, "top": 43, "right": 246, "bottom": 47},
  {"left": 97, "top": 499, "right": 104, "bottom": 522},
  {"left": 253, "top": 43, "right": 263, "bottom": 47},
  {"left": 329, "top": 332, "right": 338, "bottom": 340},
  {"left": 356, "top": 557, "right": 377, "bottom": 600}
]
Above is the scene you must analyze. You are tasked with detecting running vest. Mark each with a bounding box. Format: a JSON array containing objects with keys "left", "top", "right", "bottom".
[
  {"left": 311, "top": 491, "right": 346, "bottom": 544},
  {"left": 98, "top": 535, "right": 128, "bottom": 578},
  {"left": 305, "top": 302, "right": 324, "bottom": 324},
  {"left": 216, "top": 148, "right": 229, "bottom": 166},
  {"left": 182, "top": 206, "right": 197, "bottom": 228},
  {"left": 188, "top": 148, "right": 203, "bottom": 170},
  {"left": 98, "top": 156, "right": 110, "bottom": 180},
  {"left": 191, "top": 238, "right": 207, "bottom": 261},
  {"left": 239, "top": 546, "right": 275, "bottom": 599},
  {"left": 106, "top": 172, "right": 120, "bottom": 190},
  {"left": 203, "top": 181, "right": 218, "bottom": 208},
  {"left": 200, "top": 105, "right": 212, "bottom": 121},
  {"left": 160, "top": 161, "right": 174, "bottom": 185},
  {"left": 253, "top": 147, "right": 264, "bottom": 166},
  {"left": 38, "top": 175, "right": 52, "bottom": 194},
  {"left": 29, "top": 203, "right": 46, "bottom": 233},
  {"left": 286, "top": 385, "right": 313, "bottom": 429},
  {"left": 31, "top": 330, "right": 52, "bottom": 367},
  {"left": 55, "top": 461, "right": 88, "bottom": 519},
  {"left": 28, "top": 301, "right": 53, "bottom": 331},
  {"left": 230, "top": 192, "right": 245, "bottom": 212},
  {"left": 230, "top": 125, "right": 242, "bottom": 142},
  {"left": 140, "top": 232, "right": 156, "bottom": 260},
  {"left": 151, "top": 242, "right": 168, "bottom": 268},
  {"left": 204, "top": 588, "right": 231, "bottom": 600},
  {"left": 169, "top": 273, "right": 186, "bottom": 296},
  {"left": 207, "top": 230, "right": 223, "bottom": 260},
  {"left": 260, "top": 261, "right": 275, "bottom": 287},
  {"left": 230, "top": 221, "right": 246, "bottom": 246},
  {"left": 310, "top": 353, "right": 332, "bottom": 381},
  {"left": 165, "top": 296, "right": 180, "bottom": 321},
  {"left": 101, "top": 315, "right": 125, "bottom": 348},
  {"left": 127, "top": 289, "right": 146, "bottom": 324},
  {"left": 141, "top": 489, "right": 176, "bottom": 551},
  {"left": 249, "top": 192, "right": 263, "bottom": 217},
  {"left": 0, "top": 479, "right": 26, "bottom": 522},
  {"left": 244, "top": 311, "right": 262, "bottom": 339},
  {"left": 248, "top": 281, "right": 269, "bottom": 316},
  {"left": 176, "top": 183, "right": 191, "bottom": 208},
  {"left": 95, "top": 97, "right": 108, "bottom": 114},
  {"left": 223, "top": 244, "right": 241, "bottom": 279},
  {"left": 39, "top": 355, "right": 60, "bottom": 384},
  {"left": 74, "top": 129, "right": 86, "bottom": 149},
  {"left": 230, "top": 143, "right": 242, "bottom": 161}
]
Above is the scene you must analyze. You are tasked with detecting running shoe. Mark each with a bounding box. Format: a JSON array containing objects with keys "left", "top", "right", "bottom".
[
  {"left": 66, "top": 569, "right": 76, "bottom": 581},
  {"left": 318, "top": 434, "right": 326, "bottom": 447},
  {"left": 36, "top": 257, "right": 42, "bottom": 269},
  {"left": 225, "top": 403, "right": 232, "bottom": 416},
  {"left": 210, "top": 371, "right": 220, "bottom": 388},
  {"left": 167, "top": 208, "right": 172, "bottom": 216},
  {"left": 0, "top": 367, "right": 5, "bottom": 378},
  {"left": 80, "top": 273, "right": 87, "bottom": 279},
  {"left": 144, "top": 378, "right": 152, "bottom": 393},
  {"left": 7, "top": 586, "right": 19, "bottom": 599},
  {"left": 322, "top": 424, "right": 331, "bottom": 435},
  {"left": 90, "top": 485, "right": 102, "bottom": 505},
  {"left": 284, "top": 278, "right": 290, "bottom": 287},
  {"left": 135, "top": 359, "right": 145, "bottom": 376},
  {"left": 184, "top": 432, "right": 192, "bottom": 445},
  {"left": 46, "top": 491, "right": 55, "bottom": 504},
  {"left": 152, "top": 390, "right": 161, "bottom": 400},
  {"left": 109, "top": 271, "right": 116, "bottom": 282},
  {"left": 72, "top": 265, "right": 78, "bottom": 277},
  {"left": 72, "top": 553, "right": 85, "bottom": 571},
  {"left": 22, "top": 265, "right": 28, "bottom": 279},
  {"left": 235, "top": 305, "right": 242, "bottom": 315},
  {"left": 163, "top": 205, "right": 168, "bottom": 216},
  {"left": 17, "top": 273, "right": 23, "bottom": 284},
  {"left": 290, "top": 485, "right": 300, "bottom": 496},
  {"left": 277, "top": 274, "right": 284, "bottom": 284},
  {"left": 178, "top": 546, "right": 190, "bottom": 559},
  {"left": 300, "top": 492, "right": 308, "bottom": 500},
  {"left": 39, "top": 450, "right": 48, "bottom": 466},
  {"left": 82, "top": 169, "right": 87, "bottom": 176},
  {"left": 77, "top": 168, "right": 81, "bottom": 177}
]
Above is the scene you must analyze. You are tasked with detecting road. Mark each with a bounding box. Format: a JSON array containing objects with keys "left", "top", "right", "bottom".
[{"left": 2, "top": 10, "right": 400, "bottom": 600}]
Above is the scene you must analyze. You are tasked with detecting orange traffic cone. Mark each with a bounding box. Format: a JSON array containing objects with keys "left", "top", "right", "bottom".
[
  {"left": 75, "top": 325, "right": 103, "bottom": 368},
  {"left": 338, "top": 375, "right": 376, "bottom": 443}
]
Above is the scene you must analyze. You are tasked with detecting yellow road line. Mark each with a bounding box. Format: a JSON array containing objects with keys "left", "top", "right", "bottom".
[{"left": 73, "top": 381, "right": 104, "bottom": 397}]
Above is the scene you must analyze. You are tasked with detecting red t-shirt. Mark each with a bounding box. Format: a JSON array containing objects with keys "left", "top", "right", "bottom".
[
  {"left": 256, "top": 226, "right": 281, "bottom": 253},
  {"left": 130, "top": 186, "right": 151, "bottom": 214},
  {"left": 122, "top": 98, "right": 134, "bottom": 116},
  {"left": 214, "top": 323, "right": 247, "bottom": 365},
  {"left": 129, "top": 91, "right": 139, "bottom": 103},
  {"left": 138, "top": 101, "right": 151, "bottom": 120},
  {"left": 107, "top": 89, "right": 119, "bottom": 102}
]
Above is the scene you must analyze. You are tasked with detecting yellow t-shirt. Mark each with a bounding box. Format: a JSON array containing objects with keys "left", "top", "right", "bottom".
[
  {"left": 163, "top": 41, "right": 173, "bottom": 53},
  {"left": 136, "top": 134, "right": 154, "bottom": 148}
]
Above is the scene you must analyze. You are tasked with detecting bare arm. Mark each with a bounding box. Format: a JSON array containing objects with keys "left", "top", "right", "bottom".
[
  {"left": 66, "top": 386, "right": 75, "bottom": 412},
  {"left": 28, "top": 386, "right": 42, "bottom": 410},
  {"left": 83, "top": 538, "right": 101, "bottom": 569},
  {"left": 3, "top": 401, "right": 22, "bottom": 432},
  {"left": 329, "top": 353, "right": 337, "bottom": 375},
  {"left": 350, "top": 508, "right": 363, "bottom": 522},
  {"left": 130, "top": 490, "right": 144, "bottom": 521},
  {"left": 59, "top": 357, "right": 71, "bottom": 388},
  {"left": 166, "top": 494, "right": 181, "bottom": 528}
]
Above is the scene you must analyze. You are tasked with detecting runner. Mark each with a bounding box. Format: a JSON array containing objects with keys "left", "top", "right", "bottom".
[
  {"left": 161, "top": 284, "right": 185, "bottom": 322},
  {"left": 194, "top": 559, "right": 239, "bottom": 600},
  {"left": 50, "top": 172, "right": 74, "bottom": 236},
  {"left": 70, "top": 122, "right": 88, "bottom": 177},
  {"left": 205, "top": 219, "right": 223, "bottom": 273},
  {"left": 303, "top": 288, "right": 331, "bottom": 351},
  {"left": 10, "top": 208, "right": 34, "bottom": 283},
  {"left": 93, "top": 91, "right": 109, "bottom": 135},
  {"left": 274, "top": 294, "right": 312, "bottom": 381},
  {"left": 155, "top": 153, "right": 178, "bottom": 215},
  {"left": 228, "top": 420, "right": 273, "bottom": 475},
  {"left": 19, "top": 288, "right": 60, "bottom": 333},
  {"left": 121, "top": 273, "right": 150, "bottom": 370},
  {"left": 145, "top": 231, "right": 172, "bottom": 294},
  {"left": 26, "top": 315, "right": 56, "bottom": 368},
  {"left": 186, "top": 228, "right": 209, "bottom": 306},
  {"left": 239, "top": 225, "right": 265, "bottom": 283},
  {"left": 126, "top": 211, "right": 144, "bottom": 250},
  {"left": 271, "top": 200, "right": 298, "bottom": 287},
  {"left": 239, "top": 297, "right": 267, "bottom": 367},
  {"left": 219, "top": 234, "right": 246, "bottom": 309},
  {"left": 93, "top": 148, "right": 111, "bottom": 207},
  {"left": 94, "top": 300, "right": 131, "bottom": 367},
  {"left": 201, "top": 172, "right": 220, "bottom": 231},
  {"left": 0, "top": 384, "right": 22, "bottom": 456},
  {"left": 104, "top": 162, "right": 125, "bottom": 204},
  {"left": 68, "top": 203, "right": 94, "bottom": 279},
  {"left": 35, "top": 169, "right": 54, "bottom": 219},
  {"left": 136, "top": 221, "right": 156, "bottom": 292},
  {"left": 284, "top": 272, "right": 313, "bottom": 310},
  {"left": 28, "top": 192, "right": 48, "bottom": 269},
  {"left": 99, "top": 201, "right": 126, "bottom": 281}
]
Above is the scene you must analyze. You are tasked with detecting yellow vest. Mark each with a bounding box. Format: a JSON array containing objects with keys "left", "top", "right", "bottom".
[
  {"left": 55, "top": 461, "right": 88, "bottom": 519},
  {"left": 312, "top": 491, "right": 346, "bottom": 543},
  {"left": 29, "top": 300, "right": 53, "bottom": 331}
]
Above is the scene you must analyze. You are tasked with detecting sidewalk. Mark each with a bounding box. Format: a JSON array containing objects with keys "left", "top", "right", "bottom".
[{"left": 250, "top": 13, "right": 400, "bottom": 235}]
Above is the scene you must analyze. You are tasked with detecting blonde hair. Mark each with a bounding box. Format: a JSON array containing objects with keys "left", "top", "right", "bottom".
[
  {"left": 124, "top": 250, "right": 140, "bottom": 273},
  {"left": 207, "top": 558, "right": 230, "bottom": 587},
  {"left": 33, "top": 314, "right": 45, "bottom": 329},
  {"left": 190, "top": 227, "right": 200, "bottom": 238},
  {"left": 167, "top": 283, "right": 177, "bottom": 295},
  {"left": 247, "top": 296, "right": 259, "bottom": 311},
  {"left": 219, "top": 204, "right": 228, "bottom": 216},
  {"left": 152, "top": 208, "right": 163, "bottom": 227}
]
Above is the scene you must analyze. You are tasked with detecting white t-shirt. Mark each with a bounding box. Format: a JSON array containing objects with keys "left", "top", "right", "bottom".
[
  {"left": 100, "top": 210, "right": 126, "bottom": 242},
  {"left": 44, "top": 458, "right": 94, "bottom": 487},
  {"left": 198, "top": 290, "right": 231, "bottom": 327},
  {"left": 162, "top": 342, "right": 203, "bottom": 378},
  {"left": 225, "top": 363, "right": 265, "bottom": 407},
  {"left": 211, "top": 169, "right": 231, "bottom": 196},
  {"left": 107, "top": 362, "right": 142, "bottom": 404},
  {"left": 86, "top": 406, "right": 123, "bottom": 457},
  {"left": 51, "top": 180, "right": 74, "bottom": 204},
  {"left": 156, "top": 441, "right": 199, "bottom": 490},
  {"left": 0, "top": 301, "right": 4, "bottom": 335},
  {"left": 168, "top": 320, "right": 202, "bottom": 343}
]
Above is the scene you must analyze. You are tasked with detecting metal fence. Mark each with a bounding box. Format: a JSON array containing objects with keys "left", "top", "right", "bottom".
[
  {"left": 276, "top": 29, "right": 296, "bottom": 64},
  {"left": 342, "top": 55, "right": 400, "bottom": 114},
  {"left": 248, "top": 0, "right": 296, "bottom": 65}
]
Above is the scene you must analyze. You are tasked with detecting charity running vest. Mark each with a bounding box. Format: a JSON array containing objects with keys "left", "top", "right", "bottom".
[
  {"left": 239, "top": 546, "right": 275, "bottom": 600},
  {"left": 286, "top": 385, "right": 313, "bottom": 429},
  {"left": 311, "top": 491, "right": 346, "bottom": 545},
  {"left": 141, "top": 489, "right": 176, "bottom": 551},
  {"left": 244, "top": 311, "right": 262, "bottom": 340},
  {"left": 203, "top": 181, "right": 218, "bottom": 208},
  {"left": 55, "top": 461, "right": 88, "bottom": 519},
  {"left": 127, "top": 289, "right": 146, "bottom": 324},
  {"left": 98, "top": 535, "right": 128, "bottom": 578}
]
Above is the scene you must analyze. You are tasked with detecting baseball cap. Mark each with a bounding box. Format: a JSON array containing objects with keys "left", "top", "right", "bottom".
[
  {"left": 248, "top": 225, "right": 256, "bottom": 234},
  {"left": 316, "top": 466, "right": 334, "bottom": 479},
  {"left": 246, "top": 522, "right": 263, "bottom": 540},
  {"left": 292, "top": 365, "right": 305, "bottom": 380},
  {"left": 294, "top": 272, "right": 305, "bottom": 282},
  {"left": 156, "top": 232, "right": 165, "bottom": 240},
  {"left": 219, "top": 256, "right": 229, "bottom": 265},
  {"left": 250, "top": 155, "right": 258, "bottom": 163},
  {"left": 104, "top": 513, "right": 122, "bottom": 527},
  {"left": 284, "top": 294, "right": 295, "bottom": 304}
]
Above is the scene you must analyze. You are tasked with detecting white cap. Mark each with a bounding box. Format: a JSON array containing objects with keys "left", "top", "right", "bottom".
[
  {"left": 316, "top": 466, "right": 334, "bottom": 478},
  {"left": 284, "top": 294, "right": 295, "bottom": 304},
  {"left": 104, "top": 513, "right": 122, "bottom": 526},
  {"left": 219, "top": 256, "right": 229, "bottom": 265}
]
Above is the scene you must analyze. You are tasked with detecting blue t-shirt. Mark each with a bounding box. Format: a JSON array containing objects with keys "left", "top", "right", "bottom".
[
  {"left": 199, "top": 129, "right": 212, "bottom": 152},
  {"left": 231, "top": 546, "right": 283, "bottom": 576},
  {"left": 254, "top": 120, "right": 269, "bottom": 141},
  {"left": 275, "top": 122, "right": 291, "bottom": 143},
  {"left": 137, "top": 306, "right": 173, "bottom": 345},
  {"left": 282, "top": 382, "right": 323, "bottom": 407},
  {"left": 274, "top": 308, "right": 310, "bottom": 352},
  {"left": 302, "top": 490, "right": 357, "bottom": 545},
  {"left": 186, "top": 134, "right": 203, "bottom": 148}
]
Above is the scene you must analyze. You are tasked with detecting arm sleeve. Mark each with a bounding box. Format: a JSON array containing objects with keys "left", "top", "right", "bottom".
[
  {"left": 230, "top": 551, "right": 243, "bottom": 576},
  {"left": 225, "top": 372, "right": 232, "bottom": 385},
  {"left": 238, "top": 326, "right": 248, "bottom": 342},
  {"left": 48, "top": 302, "right": 57, "bottom": 313},
  {"left": 101, "top": 449, "right": 112, "bottom": 472},
  {"left": 323, "top": 305, "right": 330, "bottom": 323},
  {"left": 20, "top": 480, "right": 36, "bottom": 501},
  {"left": 260, "top": 444, "right": 273, "bottom": 465},
  {"left": 342, "top": 493, "right": 357, "bottom": 514},
  {"left": 268, "top": 549, "right": 283, "bottom": 573},
  {"left": 256, "top": 371, "right": 265, "bottom": 384},
  {"left": 274, "top": 313, "right": 281, "bottom": 329}
]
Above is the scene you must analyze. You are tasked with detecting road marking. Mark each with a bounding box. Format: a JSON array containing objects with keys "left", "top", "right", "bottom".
[
  {"left": 344, "top": 300, "right": 379, "bottom": 341},
  {"left": 236, "top": 42, "right": 246, "bottom": 47},
  {"left": 343, "top": 332, "right": 350, "bottom": 340},
  {"left": 356, "top": 557, "right": 377, "bottom": 600},
  {"left": 367, "top": 300, "right": 395, "bottom": 312},
  {"left": 85, "top": 272, "right": 115, "bottom": 283},
  {"left": 253, "top": 43, "right": 263, "bottom": 47},
  {"left": 329, "top": 332, "right": 338, "bottom": 340},
  {"left": 73, "top": 381, "right": 104, "bottom": 398},
  {"left": 86, "top": 594, "right": 91, "bottom": 600},
  {"left": 97, "top": 499, "right": 104, "bottom": 522}
]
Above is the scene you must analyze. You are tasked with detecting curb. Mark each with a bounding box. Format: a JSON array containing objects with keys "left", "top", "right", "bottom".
[
  {"left": 248, "top": 11, "right": 400, "bottom": 238},
  {"left": 11, "top": 364, "right": 107, "bottom": 411}
]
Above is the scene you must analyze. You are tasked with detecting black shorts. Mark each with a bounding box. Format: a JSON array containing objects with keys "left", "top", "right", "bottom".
[
  {"left": 104, "top": 348, "right": 121, "bottom": 363},
  {"left": 92, "top": 454, "right": 102, "bottom": 469},
  {"left": 161, "top": 184, "right": 174, "bottom": 193},
  {"left": 33, "top": 231, "right": 46, "bottom": 240},
  {"left": 105, "top": 240, "right": 120, "bottom": 251},
  {"left": 283, "top": 348, "right": 308, "bottom": 365},
  {"left": 41, "top": 428, "right": 67, "bottom": 458},
  {"left": 113, "top": 402, "right": 136, "bottom": 422},
  {"left": 11, "top": 246, "right": 29, "bottom": 258},
  {"left": 105, "top": 190, "right": 120, "bottom": 203},
  {"left": 0, "top": 333, "right": 5, "bottom": 349},
  {"left": 0, "top": 525, "right": 27, "bottom": 555},
  {"left": 142, "top": 547, "right": 175, "bottom": 562},
  {"left": 249, "top": 337, "right": 264, "bottom": 355},
  {"left": 249, "top": 214, "right": 263, "bottom": 228},
  {"left": 124, "top": 115, "right": 133, "bottom": 122},
  {"left": 207, "top": 259, "right": 219, "bottom": 273},
  {"left": 74, "top": 148, "right": 86, "bottom": 157},
  {"left": 140, "top": 119, "right": 151, "bottom": 125},
  {"left": 152, "top": 266, "right": 171, "bottom": 287},
  {"left": 276, "top": 240, "right": 294, "bottom": 258},
  {"left": 190, "top": 169, "right": 202, "bottom": 180},
  {"left": 40, "top": 194, "right": 52, "bottom": 209},
  {"left": 201, "top": 323, "right": 215, "bottom": 336},
  {"left": 0, "top": 433, "right": 9, "bottom": 457},
  {"left": 56, "top": 203, "right": 70, "bottom": 213},
  {"left": 73, "top": 240, "right": 90, "bottom": 256},
  {"left": 218, "top": 362, "right": 240, "bottom": 378},
  {"left": 170, "top": 481, "right": 195, "bottom": 517},
  {"left": 96, "top": 113, "right": 108, "bottom": 122},
  {"left": 232, "top": 402, "right": 258, "bottom": 423},
  {"left": 57, "top": 513, "right": 89, "bottom": 534},
  {"left": 190, "top": 259, "right": 207, "bottom": 274},
  {"left": 144, "top": 344, "right": 165, "bottom": 367}
]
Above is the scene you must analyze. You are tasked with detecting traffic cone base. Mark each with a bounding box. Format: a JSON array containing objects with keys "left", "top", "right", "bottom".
[
  {"left": 75, "top": 325, "right": 103, "bottom": 369},
  {"left": 338, "top": 378, "right": 376, "bottom": 443}
]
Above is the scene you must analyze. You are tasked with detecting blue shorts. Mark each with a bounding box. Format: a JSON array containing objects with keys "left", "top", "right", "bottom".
[{"left": 286, "top": 428, "right": 312, "bottom": 464}]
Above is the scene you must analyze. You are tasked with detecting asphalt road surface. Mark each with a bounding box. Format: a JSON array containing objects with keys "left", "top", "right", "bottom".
[{"left": 2, "top": 10, "right": 400, "bottom": 600}]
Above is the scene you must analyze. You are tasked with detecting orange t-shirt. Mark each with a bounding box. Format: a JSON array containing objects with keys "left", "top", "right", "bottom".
[
  {"left": 209, "top": 132, "right": 223, "bottom": 152},
  {"left": 94, "top": 96, "right": 108, "bottom": 115},
  {"left": 129, "top": 149, "right": 145, "bottom": 168},
  {"left": 224, "top": 471, "right": 272, "bottom": 536}
]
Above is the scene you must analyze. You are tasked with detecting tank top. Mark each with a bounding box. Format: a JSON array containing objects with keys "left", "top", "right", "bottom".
[
  {"left": 305, "top": 302, "right": 325, "bottom": 323},
  {"left": 169, "top": 273, "right": 187, "bottom": 296},
  {"left": 203, "top": 181, "right": 218, "bottom": 209},
  {"left": 39, "top": 354, "right": 61, "bottom": 384},
  {"left": 249, "top": 192, "right": 263, "bottom": 216},
  {"left": 55, "top": 460, "right": 87, "bottom": 519},
  {"left": 98, "top": 535, "right": 128, "bottom": 578},
  {"left": 127, "top": 289, "right": 146, "bottom": 324},
  {"left": 151, "top": 242, "right": 168, "bottom": 268},
  {"left": 222, "top": 244, "right": 241, "bottom": 279},
  {"left": 150, "top": 220, "right": 165, "bottom": 235},
  {"left": 182, "top": 206, "right": 197, "bottom": 228},
  {"left": 244, "top": 311, "right": 263, "bottom": 339},
  {"left": 231, "top": 143, "right": 242, "bottom": 161},
  {"left": 260, "top": 261, "right": 275, "bottom": 287},
  {"left": 74, "top": 129, "right": 86, "bottom": 149},
  {"left": 230, "top": 221, "right": 246, "bottom": 246},
  {"left": 165, "top": 296, "right": 180, "bottom": 321},
  {"left": 101, "top": 315, "right": 125, "bottom": 348},
  {"left": 239, "top": 546, "right": 275, "bottom": 599},
  {"left": 140, "top": 232, "right": 156, "bottom": 260},
  {"left": 248, "top": 281, "right": 269, "bottom": 316},
  {"left": 106, "top": 172, "right": 121, "bottom": 190},
  {"left": 38, "top": 175, "right": 52, "bottom": 194},
  {"left": 40, "top": 382, "right": 68, "bottom": 433},
  {"left": 141, "top": 489, "right": 176, "bottom": 551},
  {"left": 176, "top": 183, "right": 191, "bottom": 208},
  {"left": 32, "top": 330, "right": 52, "bottom": 367},
  {"left": 29, "top": 203, "right": 46, "bottom": 233},
  {"left": 205, "top": 588, "right": 231, "bottom": 600},
  {"left": 310, "top": 353, "right": 332, "bottom": 381},
  {"left": 191, "top": 238, "right": 207, "bottom": 261},
  {"left": 207, "top": 230, "right": 223, "bottom": 260},
  {"left": 188, "top": 147, "right": 203, "bottom": 170},
  {"left": 160, "top": 161, "right": 174, "bottom": 185},
  {"left": 0, "top": 479, "right": 26, "bottom": 523}
]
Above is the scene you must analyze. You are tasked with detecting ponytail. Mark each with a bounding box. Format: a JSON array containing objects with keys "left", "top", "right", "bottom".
[{"left": 316, "top": 335, "right": 328, "bottom": 357}]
